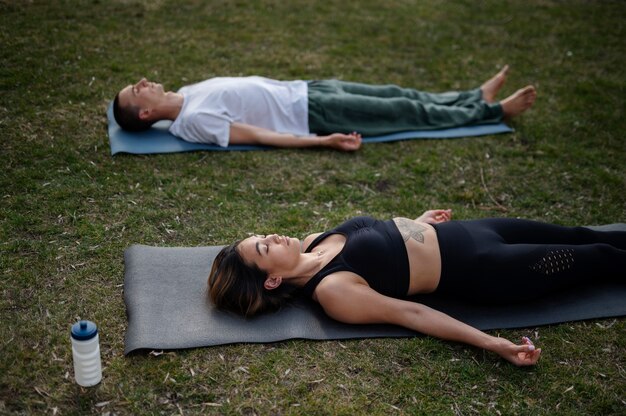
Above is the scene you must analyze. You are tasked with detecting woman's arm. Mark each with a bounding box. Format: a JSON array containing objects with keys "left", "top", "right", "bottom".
[
  {"left": 416, "top": 209, "right": 452, "bottom": 224},
  {"left": 229, "top": 123, "right": 362, "bottom": 151},
  {"left": 315, "top": 275, "right": 541, "bottom": 366}
]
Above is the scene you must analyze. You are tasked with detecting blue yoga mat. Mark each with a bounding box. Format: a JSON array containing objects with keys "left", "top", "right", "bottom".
[{"left": 107, "top": 103, "right": 513, "bottom": 155}]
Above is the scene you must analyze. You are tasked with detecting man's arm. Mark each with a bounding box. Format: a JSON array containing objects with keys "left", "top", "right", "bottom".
[{"left": 229, "top": 122, "right": 362, "bottom": 151}]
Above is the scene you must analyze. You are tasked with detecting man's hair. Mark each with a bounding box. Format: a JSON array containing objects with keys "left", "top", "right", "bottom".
[{"left": 112, "top": 92, "right": 155, "bottom": 132}]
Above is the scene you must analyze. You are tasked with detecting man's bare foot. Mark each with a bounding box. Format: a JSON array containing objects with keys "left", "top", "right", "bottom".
[
  {"left": 481, "top": 65, "right": 509, "bottom": 103},
  {"left": 501, "top": 86, "right": 537, "bottom": 118}
]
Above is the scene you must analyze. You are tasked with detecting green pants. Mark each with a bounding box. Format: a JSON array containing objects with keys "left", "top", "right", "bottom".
[{"left": 307, "top": 80, "right": 503, "bottom": 136}]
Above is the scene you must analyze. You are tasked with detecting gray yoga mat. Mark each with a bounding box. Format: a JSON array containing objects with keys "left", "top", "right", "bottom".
[{"left": 123, "top": 224, "right": 626, "bottom": 355}]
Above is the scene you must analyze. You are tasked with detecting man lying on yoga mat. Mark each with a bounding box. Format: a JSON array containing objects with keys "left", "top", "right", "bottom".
[
  {"left": 208, "top": 210, "right": 625, "bottom": 366},
  {"left": 113, "top": 65, "right": 535, "bottom": 151}
]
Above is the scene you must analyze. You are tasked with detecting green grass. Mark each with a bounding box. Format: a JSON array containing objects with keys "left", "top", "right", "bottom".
[{"left": 1, "top": 0, "right": 625, "bottom": 414}]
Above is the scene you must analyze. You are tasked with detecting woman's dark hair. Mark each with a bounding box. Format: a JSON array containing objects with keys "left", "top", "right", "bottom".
[
  {"left": 208, "top": 242, "right": 296, "bottom": 318},
  {"left": 112, "top": 93, "right": 155, "bottom": 132}
]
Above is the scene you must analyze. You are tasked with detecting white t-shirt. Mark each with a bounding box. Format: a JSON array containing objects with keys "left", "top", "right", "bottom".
[{"left": 168, "top": 76, "right": 309, "bottom": 147}]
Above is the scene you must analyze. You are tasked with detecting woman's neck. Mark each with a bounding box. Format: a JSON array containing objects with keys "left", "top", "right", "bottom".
[{"left": 283, "top": 251, "right": 331, "bottom": 287}]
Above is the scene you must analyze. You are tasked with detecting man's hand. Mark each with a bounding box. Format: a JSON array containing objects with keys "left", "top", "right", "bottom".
[{"left": 321, "top": 132, "right": 362, "bottom": 151}]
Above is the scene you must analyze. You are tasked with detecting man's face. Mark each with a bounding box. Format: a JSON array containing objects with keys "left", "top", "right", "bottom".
[{"left": 117, "top": 78, "right": 165, "bottom": 113}]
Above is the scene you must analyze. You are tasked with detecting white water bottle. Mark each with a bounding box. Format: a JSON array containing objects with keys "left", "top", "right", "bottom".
[{"left": 70, "top": 320, "right": 102, "bottom": 387}]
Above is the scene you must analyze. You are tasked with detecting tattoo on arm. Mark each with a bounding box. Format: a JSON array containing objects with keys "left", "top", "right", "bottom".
[{"left": 395, "top": 218, "right": 426, "bottom": 244}]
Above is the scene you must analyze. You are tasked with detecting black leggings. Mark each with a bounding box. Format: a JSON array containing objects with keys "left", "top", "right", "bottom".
[{"left": 432, "top": 219, "right": 626, "bottom": 303}]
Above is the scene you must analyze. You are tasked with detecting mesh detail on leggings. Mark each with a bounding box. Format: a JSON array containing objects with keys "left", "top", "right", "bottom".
[{"left": 530, "top": 249, "right": 575, "bottom": 275}]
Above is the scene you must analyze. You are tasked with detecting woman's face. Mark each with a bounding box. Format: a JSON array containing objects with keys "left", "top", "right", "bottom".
[{"left": 238, "top": 234, "right": 300, "bottom": 276}]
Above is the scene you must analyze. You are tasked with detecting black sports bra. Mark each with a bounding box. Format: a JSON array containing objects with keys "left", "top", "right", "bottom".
[{"left": 301, "top": 216, "right": 410, "bottom": 299}]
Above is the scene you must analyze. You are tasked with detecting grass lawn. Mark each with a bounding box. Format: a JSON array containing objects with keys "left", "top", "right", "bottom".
[{"left": 1, "top": 0, "right": 625, "bottom": 414}]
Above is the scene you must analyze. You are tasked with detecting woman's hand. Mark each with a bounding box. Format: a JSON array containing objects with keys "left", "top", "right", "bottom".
[
  {"left": 416, "top": 209, "right": 452, "bottom": 224},
  {"left": 491, "top": 336, "right": 542, "bottom": 366},
  {"left": 322, "top": 132, "right": 362, "bottom": 151}
]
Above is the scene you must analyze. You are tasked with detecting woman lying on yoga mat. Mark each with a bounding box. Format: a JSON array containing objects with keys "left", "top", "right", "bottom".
[
  {"left": 207, "top": 210, "right": 626, "bottom": 366},
  {"left": 113, "top": 65, "right": 536, "bottom": 151}
]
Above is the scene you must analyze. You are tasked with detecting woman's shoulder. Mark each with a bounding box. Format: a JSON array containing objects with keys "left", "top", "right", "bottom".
[
  {"left": 301, "top": 216, "right": 381, "bottom": 251},
  {"left": 312, "top": 270, "right": 365, "bottom": 301},
  {"left": 301, "top": 233, "right": 324, "bottom": 252}
]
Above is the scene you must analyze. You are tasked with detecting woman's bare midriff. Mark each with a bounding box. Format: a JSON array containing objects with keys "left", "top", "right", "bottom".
[{"left": 392, "top": 218, "right": 442, "bottom": 295}]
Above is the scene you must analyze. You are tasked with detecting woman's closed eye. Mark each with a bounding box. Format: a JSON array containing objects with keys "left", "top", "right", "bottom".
[{"left": 255, "top": 241, "right": 269, "bottom": 256}]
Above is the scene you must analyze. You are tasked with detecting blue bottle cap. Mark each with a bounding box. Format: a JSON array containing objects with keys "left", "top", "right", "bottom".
[{"left": 71, "top": 320, "right": 98, "bottom": 341}]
